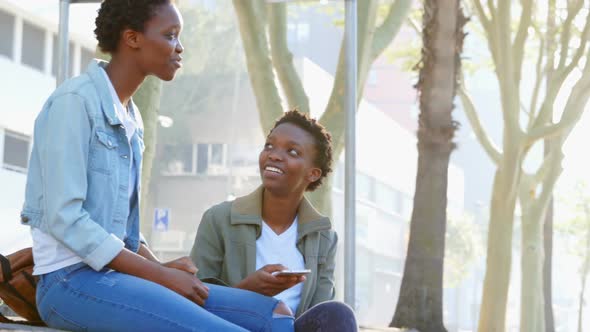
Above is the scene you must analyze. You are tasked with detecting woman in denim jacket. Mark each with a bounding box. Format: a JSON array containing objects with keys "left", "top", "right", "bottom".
[
  {"left": 191, "top": 111, "right": 357, "bottom": 331},
  {"left": 21, "top": 1, "right": 293, "bottom": 331}
]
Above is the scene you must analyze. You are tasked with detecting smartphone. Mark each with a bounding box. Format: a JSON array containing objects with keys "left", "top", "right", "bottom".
[{"left": 271, "top": 269, "right": 312, "bottom": 277}]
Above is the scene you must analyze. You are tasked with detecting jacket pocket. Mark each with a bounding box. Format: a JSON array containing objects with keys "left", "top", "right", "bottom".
[{"left": 89, "top": 131, "right": 119, "bottom": 174}]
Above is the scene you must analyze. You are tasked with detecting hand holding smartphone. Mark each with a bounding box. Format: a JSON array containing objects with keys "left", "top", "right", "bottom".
[{"left": 271, "top": 269, "right": 312, "bottom": 277}]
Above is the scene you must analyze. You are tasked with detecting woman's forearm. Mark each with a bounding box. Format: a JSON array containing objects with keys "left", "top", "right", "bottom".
[
  {"left": 137, "top": 243, "right": 160, "bottom": 263},
  {"left": 108, "top": 248, "right": 165, "bottom": 284}
]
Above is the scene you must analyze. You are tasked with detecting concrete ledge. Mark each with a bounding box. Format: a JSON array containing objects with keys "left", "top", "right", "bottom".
[
  {"left": 1, "top": 321, "right": 418, "bottom": 331},
  {"left": 360, "top": 327, "right": 419, "bottom": 332},
  {"left": 0, "top": 322, "right": 62, "bottom": 332}
]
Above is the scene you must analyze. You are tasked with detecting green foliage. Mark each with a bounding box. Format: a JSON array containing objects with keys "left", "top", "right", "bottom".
[
  {"left": 444, "top": 211, "right": 482, "bottom": 287},
  {"left": 556, "top": 182, "right": 590, "bottom": 265}
]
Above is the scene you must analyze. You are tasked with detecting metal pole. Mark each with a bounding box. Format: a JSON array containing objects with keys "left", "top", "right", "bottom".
[
  {"left": 57, "top": 0, "right": 70, "bottom": 86},
  {"left": 344, "top": 0, "right": 357, "bottom": 309}
]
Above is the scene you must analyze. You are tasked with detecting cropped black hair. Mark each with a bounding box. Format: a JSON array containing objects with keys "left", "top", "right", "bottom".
[
  {"left": 271, "top": 110, "right": 333, "bottom": 192},
  {"left": 95, "top": 0, "right": 171, "bottom": 53}
]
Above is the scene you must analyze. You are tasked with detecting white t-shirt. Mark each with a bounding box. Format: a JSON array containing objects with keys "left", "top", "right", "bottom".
[
  {"left": 31, "top": 69, "right": 137, "bottom": 275},
  {"left": 256, "top": 217, "right": 305, "bottom": 314}
]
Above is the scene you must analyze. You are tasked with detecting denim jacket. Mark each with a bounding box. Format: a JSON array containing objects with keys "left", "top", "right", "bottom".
[{"left": 21, "top": 59, "right": 144, "bottom": 271}]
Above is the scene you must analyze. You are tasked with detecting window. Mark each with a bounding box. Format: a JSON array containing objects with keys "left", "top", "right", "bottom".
[
  {"left": 52, "top": 36, "right": 74, "bottom": 78},
  {"left": 162, "top": 144, "right": 194, "bottom": 175},
  {"left": 196, "top": 143, "right": 209, "bottom": 174},
  {"left": 297, "top": 23, "right": 310, "bottom": 42},
  {"left": 210, "top": 144, "right": 224, "bottom": 166},
  {"left": 21, "top": 22, "right": 45, "bottom": 71},
  {"left": 197, "top": 143, "right": 227, "bottom": 175},
  {"left": 3, "top": 131, "right": 30, "bottom": 172},
  {"left": 0, "top": 9, "right": 14, "bottom": 58},
  {"left": 375, "top": 182, "right": 395, "bottom": 212},
  {"left": 162, "top": 143, "right": 228, "bottom": 176},
  {"left": 357, "top": 172, "right": 375, "bottom": 202}
]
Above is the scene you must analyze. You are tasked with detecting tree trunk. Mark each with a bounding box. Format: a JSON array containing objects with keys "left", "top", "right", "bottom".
[
  {"left": 478, "top": 158, "right": 521, "bottom": 332},
  {"left": 133, "top": 76, "right": 163, "bottom": 241},
  {"left": 543, "top": 198, "right": 555, "bottom": 332},
  {"left": 577, "top": 274, "right": 587, "bottom": 332},
  {"left": 306, "top": 175, "right": 333, "bottom": 217},
  {"left": 578, "top": 214, "right": 590, "bottom": 332},
  {"left": 544, "top": 143, "right": 555, "bottom": 332},
  {"left": 390, "top": 1, "right": 465, "bottom": 330},
  {"left": 391, "top": 145, "right": 452, "bottom": 331},
  {"left": 520, "top": 208, "right": 546, "bottom": 332}
]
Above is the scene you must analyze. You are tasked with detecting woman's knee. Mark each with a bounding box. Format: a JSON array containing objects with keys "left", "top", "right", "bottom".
[
  {"left": 273, "top": 301, "right": 293, "bottom": 317},
  {"left": 321, "top": 301, "right": 355, "bottom": 317},
  {"left": 295, "top": 301, "right": 357, "bottom": 332}
]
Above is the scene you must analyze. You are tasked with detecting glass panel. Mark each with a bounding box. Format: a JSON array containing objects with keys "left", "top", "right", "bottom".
[
  {"left": 210, "top": 143, "right": 223, "bottom": 166},
  {"left": 3, "top": 131, "right": 29, "bottom": 170},
  {"left": 375, "top": 182, "right": 395, "bottom": 213},
  {"left": 357, "top": 172, "right": 374, "bottom": 202},
  {"left": 161, "top": 144, "right": 193, "bottom": 175},
  {"left": 21, "top": 22, "right": 45, "bottom": 71},
  {"left": 196, "top": 144, "right": 209, "bottom": 174},
  {"left": 0, "top": 9, "right": 14, "bottom": 58},
  {"left": 52, "top": 35, "right": 74, "bottom": 78}
]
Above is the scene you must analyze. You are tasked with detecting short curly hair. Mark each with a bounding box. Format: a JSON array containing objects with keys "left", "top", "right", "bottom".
[
  {"left": 95, "top": 0, "right": 172, "bottom": 53},
  {"left": 270, "top": 110, "right": 333, "bottom": 192}
]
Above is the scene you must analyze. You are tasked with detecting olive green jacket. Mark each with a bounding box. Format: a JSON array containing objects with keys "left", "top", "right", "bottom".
[{"left": 190, "top": 186, "right": 337, "bottom": 317}]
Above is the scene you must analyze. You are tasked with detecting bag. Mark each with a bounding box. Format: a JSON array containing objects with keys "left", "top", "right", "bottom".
[{"left": 0, "top": 247, "right": 45, "bottom": 326}]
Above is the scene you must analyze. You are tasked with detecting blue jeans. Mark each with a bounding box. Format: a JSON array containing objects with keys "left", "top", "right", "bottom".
[
  {"left": 36, "top": 263, "right": 294, "bottom": 332},
  {"left": 295, "top": 301, "right": 357, "bottom": 332}
]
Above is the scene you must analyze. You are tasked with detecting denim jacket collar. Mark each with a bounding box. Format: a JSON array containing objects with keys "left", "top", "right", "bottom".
[{"left": 86, "top": 60, "right": 122, "bottom": 126}]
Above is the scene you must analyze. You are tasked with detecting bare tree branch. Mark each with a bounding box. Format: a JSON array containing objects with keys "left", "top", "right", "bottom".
[
  {"left": 371, "top": 0, "right": 413, "bottom": 61},
  {"left": 267, "top": 2, "right": 310, "bottom": 114},
  {"left": 532, "top": 146, "right": 563, "bottom": 215},
  {"left": 408, "top": 17, "right": 420, "bottom": 34},
  {"left": 557, "top": 0, "right": 584, "bottom": 70},
  {"left": 529, "top": 0, "right": 558, "bottom": 130},
  {"left": 459, "top": 87, "right": 502, "bottom": 164},
  {"left": 528, "top": 26, "right": 545, "bottom": 129},
  {"left": 232, "top": 0, "right": 283, "bottom": 133},
  {"left": 558, "top": 6, "right": 590, "bottom": 80},
  {"left": 486, "top": 0, "right": 496, "bottom": 19},
  {"left": 495, "top": 1, "right": 521, "bottom": 130},
  {"left": 320, "top": 0, "right": 377, "bottom": 155},
  {"left": 532, "top": 146, "right": 557, "bottom": 184},
  {"left": 528, "top": 48, "right": 590, "bottom": 142},
  {"left": 473, "top": 0, "right": 491, "bottom": 32},
  {"left": 513, "top": 0, "right": 534, "bottom": 83}
]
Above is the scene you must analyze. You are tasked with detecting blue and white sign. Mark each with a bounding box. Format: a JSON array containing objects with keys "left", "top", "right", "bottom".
[{"left": 153, "top": 208, "right": 170, "bottom": 232}]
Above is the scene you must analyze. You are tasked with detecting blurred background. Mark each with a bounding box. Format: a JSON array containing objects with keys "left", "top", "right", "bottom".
[{"left": 1, "top": 0, "right": 589, "bottom": 331}]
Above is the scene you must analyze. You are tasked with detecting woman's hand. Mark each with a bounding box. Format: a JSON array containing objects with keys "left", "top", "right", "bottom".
[
  {"left": 108, "top": 249, "right": 208, "bottom": 306},
  {"left": 236, "top": 264, "right": 305, "bottom": 296},
  {"left": 158, "top": 266, "right": 209, "bottom": 306},
  {"left": 162, "top": 256, "right": 198, "bottom": 275}
]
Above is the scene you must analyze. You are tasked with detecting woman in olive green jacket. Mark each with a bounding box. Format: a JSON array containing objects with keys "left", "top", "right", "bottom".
[{"left": 191, "top": 110, "right": 356, "bottom": 331}]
